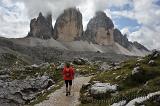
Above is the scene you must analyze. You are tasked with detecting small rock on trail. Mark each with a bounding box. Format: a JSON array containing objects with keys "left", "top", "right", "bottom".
[{"left": 35, "top": 76, "right": 92, "bottom": 106}]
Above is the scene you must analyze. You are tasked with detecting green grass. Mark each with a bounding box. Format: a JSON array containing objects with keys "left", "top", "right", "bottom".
[
  {"left": 91, "top": 56, "right": 160, "bottom": 88},
  {"left": 74, "top": 64, "right": 98, "bottom": 75},
  {"left": 80, "top": 53, "right": 160, "bottom": 105},
  {"left": 0, "top": 53, "right": 30, "bottom": 68},
  {"left": 10, "top": 64, "right": 62, "bottom": 81}
]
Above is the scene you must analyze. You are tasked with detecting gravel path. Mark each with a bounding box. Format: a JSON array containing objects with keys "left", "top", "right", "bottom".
[{"left": 35, "top": 76, "right": 92, "bottom": 106}]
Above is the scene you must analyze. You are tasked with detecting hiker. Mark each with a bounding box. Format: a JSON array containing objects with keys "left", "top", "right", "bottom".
[{"left": 62, "top": 63, "right": 75, "bottom": 96}]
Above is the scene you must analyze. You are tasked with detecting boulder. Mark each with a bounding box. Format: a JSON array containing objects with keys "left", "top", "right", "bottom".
[
  {"left": 25, "top": 64, "right": 39, "bottom": 70},
  {"left": 149, "top": 50, "right": 160, "bottom": 60},
  {"left": 56, "top": 63, "right": 65, "bottom": 70},
  {"left": 0, "top": 75, "right": 54, "bottom": 105},
  {"left": 25, "top": 63, "right": 50, "bottom": 70},
  {"left": 113, "top": 66, "right": 121, "bottom": 70},
  {"left": 115, "top": 75, "right": 121, "bottom": 80},
  {"left": 131, "top": 66, "right": 147, "bottom": 83},
  {"left": 73, "top": 57, "right": 89, "bottom": 65},
  {"left": 90, "top": 83, "right": 117, "bottom": 96},
  {"left": 135, "top": 63, "right": 140, "bottom": 67},
  {"left": 153, "top": 52, "right": 160, "bottom": 58},
  {"left": 31, "top": 64, "right": 39, "bottom": 68},
  {"left": 99, "top": 62, "right": 111, "bottom": 71},
  {"left": 111, "top": 100, "right": 127, "bottom": 106},
  {"left": 92, "top": 81, "right": 101, "bottom": 84},
  {"left": 148, "top": 60, "right": 156, "bottom": 66},
  {"left": 38, "top": 62, "right": 50, "bottom": 69},
  {"left": 137, "top": 58, "right": 145, "bottom": 62},
  {"left": 132, "top": 66, "right": 141, "bottom": 75}
]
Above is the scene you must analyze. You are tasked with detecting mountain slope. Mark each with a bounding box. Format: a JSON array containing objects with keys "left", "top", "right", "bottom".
[{"left": 80, "top": 50, "right": 160, "bottom": 105}]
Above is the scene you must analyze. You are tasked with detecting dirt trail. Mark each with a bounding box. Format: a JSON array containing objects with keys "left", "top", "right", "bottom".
[{"left": 35, "top": 76, "right": 92, "bottom": 106}]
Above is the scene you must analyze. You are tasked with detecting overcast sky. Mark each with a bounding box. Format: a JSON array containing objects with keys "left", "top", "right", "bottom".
[{"left": 0, "top": 0, "right": 160, "bottom": 50}]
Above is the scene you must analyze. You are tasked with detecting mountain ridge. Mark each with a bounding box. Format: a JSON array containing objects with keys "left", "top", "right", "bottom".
[
  {"left": 0, "top": 7, "right": 149, "bottom": 58},
  {"left": 26, "top": 7, "right": 149, "bottom": 56}
]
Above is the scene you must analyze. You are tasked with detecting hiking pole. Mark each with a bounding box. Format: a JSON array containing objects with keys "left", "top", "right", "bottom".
[{"left": 72, "top": 78, "right": 74, "bottom": 96}]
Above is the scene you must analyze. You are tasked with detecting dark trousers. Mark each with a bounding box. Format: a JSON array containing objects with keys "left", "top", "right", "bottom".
[{"left": 65, "top": 80, "right": 72, "bottom": 88}]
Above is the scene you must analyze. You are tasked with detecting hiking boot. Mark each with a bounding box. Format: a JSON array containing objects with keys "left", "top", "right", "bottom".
[
  {"left": 68, "top": 92, "right": 71, "bottom": 95},
  {"left": 66, "top": 92, "right": 68, "bottom": 96}
]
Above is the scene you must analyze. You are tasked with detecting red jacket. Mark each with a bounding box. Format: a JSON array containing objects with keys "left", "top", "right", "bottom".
[{"left": 62, "top": 66, "right": 75, "bottom": 80}]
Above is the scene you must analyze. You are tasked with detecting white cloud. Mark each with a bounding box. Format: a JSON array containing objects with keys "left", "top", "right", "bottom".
[
  {"left": 129, "top": 24, "right": 160, "bottom": 50},
  {"left": 78, "top": 0, "right": 95, "bottom": 30},
  {"left": 130, "top": 0, "right": 160, "bottom": 50},
  {"left": 121, "top": 27, "right": 130, "bottom": 35},
  {"left": 14, "top": 0, "right": 85, "bottom": 19},
  {"left": 0, "top": 0, "right": 29, "bottom": 38},
  {"left": 111, "top": 0, "right": 160, "bottom": 50}
]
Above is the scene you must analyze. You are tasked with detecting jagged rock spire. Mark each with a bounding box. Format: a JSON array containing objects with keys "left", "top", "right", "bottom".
[{"left": 27, "top": 12, "right": 54, "bottom": 40}]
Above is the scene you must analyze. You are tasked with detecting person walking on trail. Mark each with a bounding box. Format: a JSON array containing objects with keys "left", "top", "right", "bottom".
[{"left": 62, "top": 63, "right": 75, "bottom": 96}]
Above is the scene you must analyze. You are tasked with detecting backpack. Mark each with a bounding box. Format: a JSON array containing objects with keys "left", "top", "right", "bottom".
[{"left": 65, "top": 68, "right": 71, "bottom": 77}]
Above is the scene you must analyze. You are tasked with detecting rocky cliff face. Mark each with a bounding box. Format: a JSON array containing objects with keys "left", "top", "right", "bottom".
[
  {"left": 113, "top": 28, "right": 130, "bottom": 48},
  {"left": 27, "top": 12, "right": 54, "bottom": 39},
  {"left": 113, "top": 29, "right": 149, "bottom": 52},
  {"left": 132, "top": 41, "right": 149, "bottom": 51},
  {"left": 53, "top": 8, "right": 83, "bottom": 42},
  {"left": 84, "top": 11, "right": 114, "bottom": 45}
]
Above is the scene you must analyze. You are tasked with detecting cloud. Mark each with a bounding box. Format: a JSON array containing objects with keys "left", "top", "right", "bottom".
[
  {"left": 111, "top": 0, "right": 160, "bottom": 50},
  {"left": 14, "top": 0, "right": 83, "bottom": 19},
  {"left": 0, "top": 0, "right": 29, "bottom": 38},
  {"left": 121, "top": 27, "right": 130, "bottom": 35},
  {"left": 14, "top": 0, "right": 130, "bottom": 30},
  {"left": 1, "top": 0, "right": 130, "bottom": 37},
  {"left": 0, "top": 0, "right": 159, "bottom": 50},
  {"left": 129, "top": 25, "right": 160, "bottom": 50},
  {"left": 130, "top": 0, "right": 160, "bottom": 50},
  {"left": 14, "top": 0, "right": 130, "bottom": 18}
]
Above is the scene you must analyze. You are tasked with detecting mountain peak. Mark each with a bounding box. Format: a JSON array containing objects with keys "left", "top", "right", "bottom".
[
  {"left": 38, "top": 12, "right": 43, "bottom": 17},
  {"left": 27, "top": 12, "right": 54, "bottom": 39},
  {"left": 95, "top": 11, "right": 107, "bottom": 17},
  {"left": 53, "top": 7, "right": 83, "bottom": 41},
  {"left": 84, "top": 11, "right": 114, "bottom": 45}
]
